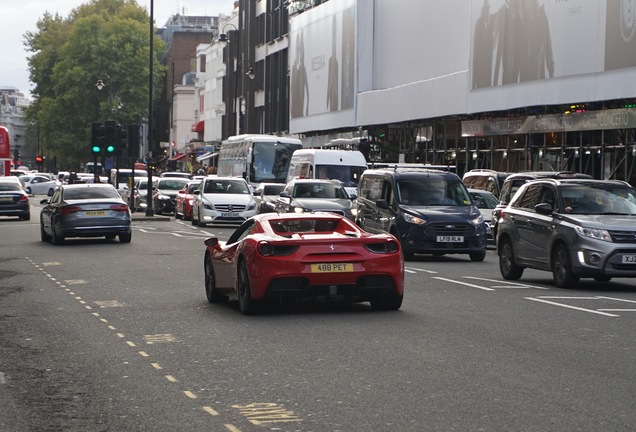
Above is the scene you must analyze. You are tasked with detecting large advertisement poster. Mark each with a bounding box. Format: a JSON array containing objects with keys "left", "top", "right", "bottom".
[{"left": 289, "top": 0, "right": 356, "bottom": 134}]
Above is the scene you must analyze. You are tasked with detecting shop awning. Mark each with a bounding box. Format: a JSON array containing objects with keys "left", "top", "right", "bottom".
[
  {"left": 192, "top": 121, "right": 204, "bottom": 132},
  {"left": 170, "top": 153, "right": 185, "bottom": 161},
  {"left": 196, "top": 152, "right": 218, "bottom": 163}
]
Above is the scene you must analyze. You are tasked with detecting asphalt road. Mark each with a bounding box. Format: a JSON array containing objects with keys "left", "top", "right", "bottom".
[{"left": 1, "top": 206, "right": 636, "bottom": 431}]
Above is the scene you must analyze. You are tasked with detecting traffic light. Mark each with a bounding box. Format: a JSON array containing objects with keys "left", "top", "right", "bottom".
[
  {"left": 91, "top": 122, "right": 104, "bottom": 154},
  {"left": 128, "top": 124, "right": 139, "bottom": 158},
  {"left": 104, "top": 120, "right": 117, "bottom": 154},
  {"left": 35, "top": 155, "right": 44, "bottom": 165}
]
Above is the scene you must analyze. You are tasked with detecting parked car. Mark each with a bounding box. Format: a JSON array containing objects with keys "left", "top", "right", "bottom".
[
  {"left": 491, "top": 171, "right": 593, "bottom": 240},
  {"left": 203, "top": 212, "right": 404, "bottom": 314},
  {"left": 192, "top": 176, "right": 258, "bottom": 226},
  {"left": 160, "top": 171, "right": 192, "bottom": 180},
  {"left": 0, "top": 179, "right": 30, "bottom": 220},
  {"left": 132, "top": 178, "right": 150, "bottom": 213},
  {"left": 468, "top": 188, "right": 498, "bottom": 244},
  {"left": 275, "top": 179, "right": 357, "bottom": 221},
  {"left": 497, "top": 178, "right": 636, "bottom": 287},
  {"left": 253, "top": 183, "right": 286, "bottom": 213},
  {"left": 356, "top": 168, "right": 488, "bottom": 261},
  {"left": 19, "top": 174, "right": 60, "bottom": 195},
  {"left": 40, "top": 183, "right": 132, "bottom": 244},
  {"left": 462, "top": 169, "right": 512, "bottom": 198},
  {"left": 153, "top": 177, "right": 190, "bottom": 215},
  {"left": 175, "top": 179, "right": 201, "bottom": 220}
]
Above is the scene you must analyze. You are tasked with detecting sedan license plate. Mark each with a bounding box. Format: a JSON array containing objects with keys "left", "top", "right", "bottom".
[
  {"left": 0, "top": 197, "right": 13, "bottom": 202},
  {"left": 437, "top": 236, "right": 463, "bottom": 243},
  {"left": 310, "top": 263, "right": 353, "bottom": 273},
  {"left": 85, "top": 210, "right": 107, "bottom": 216},
  {"left": 221, "top": 212, "right": 240, "bottom": 217},
  {"left": 622, "top": 254, "right": 636, "bottom": 264}
]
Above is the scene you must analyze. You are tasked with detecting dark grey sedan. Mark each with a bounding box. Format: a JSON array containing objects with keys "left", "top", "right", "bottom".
[
  {"left": 274, "top": 179, "right": 357, "bottom": 221},
  {"left": 40, "top": 183, "right": 132, "bottom": 244}
]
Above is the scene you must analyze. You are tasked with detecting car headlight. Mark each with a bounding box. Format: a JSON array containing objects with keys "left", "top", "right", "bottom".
[
  {"left": 294, "top": 207, "right": 306, "bottom": 213},
  {"left": 404, "top": 212, "right": 426, "bottom": 225},
  {"left": 350, "top": 207, "right": 358, "bottom": 217},
  {"left": 575, "top": 226, "right": 612, "bottom": 242},
  {"left": 247, "top": 201, "right": 256, "bottom": 211},
  {"left": 471, "top": 214, "right": 484, "bottom": 225},
  {"left": 158, "top": 194, "right": 170, "bottom": 200}
]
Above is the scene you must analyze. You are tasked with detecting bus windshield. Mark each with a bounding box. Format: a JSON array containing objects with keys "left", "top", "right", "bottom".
[{"left": 250, "top": 141, "right": 302, "bottom": 184}]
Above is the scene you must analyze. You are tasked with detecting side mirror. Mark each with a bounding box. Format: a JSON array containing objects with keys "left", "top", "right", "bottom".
[
  {"left": 40, "top": 198, "right": 50, "bottom": 205},
  {"left": 535, "top": 202, "right": 553, "bottom": 215},
  {"left": 376, "top": 199, "right": 389, "bottom": 209},
  {"left": 349, "top": 193, "right": 358, "bottom": 200},
  {"left": 203, "top": 237, "right": 219, "bottom": 247},
  {"left": 280, "top": 191, "right": 291, "bottom": 198},
  {"left": 47, "top": 188, "right": 54, "bottom": 197}
]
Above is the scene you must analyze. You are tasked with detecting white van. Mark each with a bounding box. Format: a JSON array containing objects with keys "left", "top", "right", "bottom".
[{"left": 286, "top": 149, "right": 367, "bottom": 196}]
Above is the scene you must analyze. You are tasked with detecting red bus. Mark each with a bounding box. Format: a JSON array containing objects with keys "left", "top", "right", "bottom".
[{"left": 0, "top": 126, "right": 11, "bottom": 176}]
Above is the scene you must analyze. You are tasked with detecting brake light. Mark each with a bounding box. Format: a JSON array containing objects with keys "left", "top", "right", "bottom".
[
  {"left": 19, "top": 195, "right": 28, "bottom": 202},
  {"left": 499, "top": 210, "right": 506, "bottom": 219},
  {"left": 110, "top": 204, "right": 129, "bottom": 212},
  {"left": 60, "top": 206, "right": 82, "bottom": 215}
]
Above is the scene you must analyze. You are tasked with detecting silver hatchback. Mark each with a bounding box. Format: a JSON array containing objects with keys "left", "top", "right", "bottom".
[{"left": 497, "top": 178, "right": 636, "bottom": 287}]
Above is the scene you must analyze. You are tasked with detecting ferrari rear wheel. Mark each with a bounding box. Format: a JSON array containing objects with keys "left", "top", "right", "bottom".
[
  {"left": 237, "top": 260, "right": 258, "bottom": 315},
  {"left": 205, "top": 253, "right": 229, "bottom": 304},
  {"left": 370, "top": 294, "right": 403, "bottom": 311}
]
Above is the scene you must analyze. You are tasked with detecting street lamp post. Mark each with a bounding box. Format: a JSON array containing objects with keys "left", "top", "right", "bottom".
[{"left": 146, "top": 0, "right": 155, "bottom": 216}]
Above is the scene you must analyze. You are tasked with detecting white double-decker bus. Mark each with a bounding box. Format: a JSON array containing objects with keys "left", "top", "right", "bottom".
[{"left": 216, "top": 134, "right": 303, "bottom": 187}]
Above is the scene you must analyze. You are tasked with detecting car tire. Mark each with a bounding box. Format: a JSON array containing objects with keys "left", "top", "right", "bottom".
[
  {"left": 370, "top": 294, "right": 403, "bottom": 311},
  {"left": 51, "top": 225, "right": 64, "bottom": 245},
  {"left": 175, "top": 211, "right": 182, "bottom": 220},
  {"left": 469, "top": 250, "right": 486, "bottom": 262},
  {"left": 499, "top": 238, "right": 523, "bottom": 280},
  {"left": 25, "top": 187, "right": 32, "bottom": 195},
  {"left": 237, "top": 260, "right": 258, "bottom": 315},
  {"left": 40, "top": 222, "right": 51, "bottom": 242},
  {"left": 119, "top": 232, "right": 132, "bottom": 243},
  {"left": 21, "top": 213, "right": 30, "bottom": 221},
  {"left": 552, "top": 244, "right": 579, "bottom": 288},
  {"left": 204, "top": 253, "right": 229, "bottom": 304}
]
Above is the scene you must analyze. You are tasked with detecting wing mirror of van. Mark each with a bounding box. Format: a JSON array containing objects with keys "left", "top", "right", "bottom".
[{"left": 376, "top": 199, "right": 389, "bottom": 209}]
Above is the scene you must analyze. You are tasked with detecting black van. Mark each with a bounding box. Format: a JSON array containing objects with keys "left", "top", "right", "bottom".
[{"left": 355, "top": 168, "right": 488, "bottom": 261}]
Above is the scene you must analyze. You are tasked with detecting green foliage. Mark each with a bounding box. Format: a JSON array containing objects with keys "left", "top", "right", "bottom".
[{"left": 25, "top": 0, "right": 166, "bottom": 170}]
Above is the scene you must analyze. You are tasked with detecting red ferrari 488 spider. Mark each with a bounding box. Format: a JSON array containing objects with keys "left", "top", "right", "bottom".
[{"left": 204, "top": 212, "right": 404, "bottom": 314}]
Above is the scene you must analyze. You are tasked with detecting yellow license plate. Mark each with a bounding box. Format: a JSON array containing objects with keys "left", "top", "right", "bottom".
[
  {"left": 310, "top": 263, "right": 353, "bottom": 273},
  {"left": 85, "top": 210, "right": 107, "bottom": 216}
]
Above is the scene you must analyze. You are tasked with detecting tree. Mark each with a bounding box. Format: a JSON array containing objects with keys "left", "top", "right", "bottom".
[{"left": 24, "top": 0, "right": 165, "bottom": 170}]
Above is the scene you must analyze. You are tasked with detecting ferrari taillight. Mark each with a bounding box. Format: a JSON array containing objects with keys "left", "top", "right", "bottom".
[
  {"left": 364, "top": 240, "right": 400, "bottom": 254},
  {"left": 257, "top": 241, "right": 273, "bottom": 256}
]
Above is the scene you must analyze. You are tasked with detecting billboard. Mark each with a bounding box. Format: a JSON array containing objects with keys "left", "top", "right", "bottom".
[{"left": 289, "top": 0, "right": 357, "bottom": 134}]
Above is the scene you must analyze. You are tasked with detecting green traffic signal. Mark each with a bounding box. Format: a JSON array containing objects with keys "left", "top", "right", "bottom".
[
  {"left": 91, "top": 145, "right": 101, "bottom": 154},
  {"left": 106, "top": 144, "right": 115, "bottom": 153}
]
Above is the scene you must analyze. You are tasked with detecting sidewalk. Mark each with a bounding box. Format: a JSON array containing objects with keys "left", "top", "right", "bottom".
[{"left": 131, "top": 213, "right": 172, "bottom": 222}]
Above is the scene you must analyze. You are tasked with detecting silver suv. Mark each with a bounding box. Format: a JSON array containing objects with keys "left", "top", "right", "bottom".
[{"left": 497, "top": 178, "right": 636, "bottom": 287}]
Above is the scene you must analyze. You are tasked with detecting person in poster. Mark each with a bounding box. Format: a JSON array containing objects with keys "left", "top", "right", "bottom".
[
  {"left": 326, "top": 15, "right": 339, "bottom": 112},
  {"left": 291, "top": 31, "right": 309, "bottom": 118},
  {"left": 340, "top": 7, "right": 355, "bottom": 110},
  {"left": 605, "top": 0, "right": 636, "bottom": 70}
]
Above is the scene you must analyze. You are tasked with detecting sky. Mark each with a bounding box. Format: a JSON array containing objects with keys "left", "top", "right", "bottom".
[{"left": 3, "top": 0, "right": 235, "bottom": 99}]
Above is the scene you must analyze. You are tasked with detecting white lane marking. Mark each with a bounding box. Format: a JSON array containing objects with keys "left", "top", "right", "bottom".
[
  {"left": 405, "top": 267, "right": 438, "bottom": 274},
  {"left": 464, "top": 276, "right": 549, "bottom": 290},
  {"left": 404, "top": 269, "right": 417, "bottom": 274},
  {"left": 433, "top": 277, "right": 495, "bottom": 291},
  {"left": 525, "top": 297, "right": 619, "bottom": 317},
  {"left": 598, "top": 296, "right": 636, "bottom": 304}
]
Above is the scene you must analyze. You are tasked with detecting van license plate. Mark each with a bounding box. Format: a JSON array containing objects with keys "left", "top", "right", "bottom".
[
  {"left": 221, "top": 212, "right": 239, "bottom": 217},
  {"left": 622, "top": 255, "right": 636, "bottom": 263},
  {"left": 437, "top": 236, "right": 463, "bottom": 243}
]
